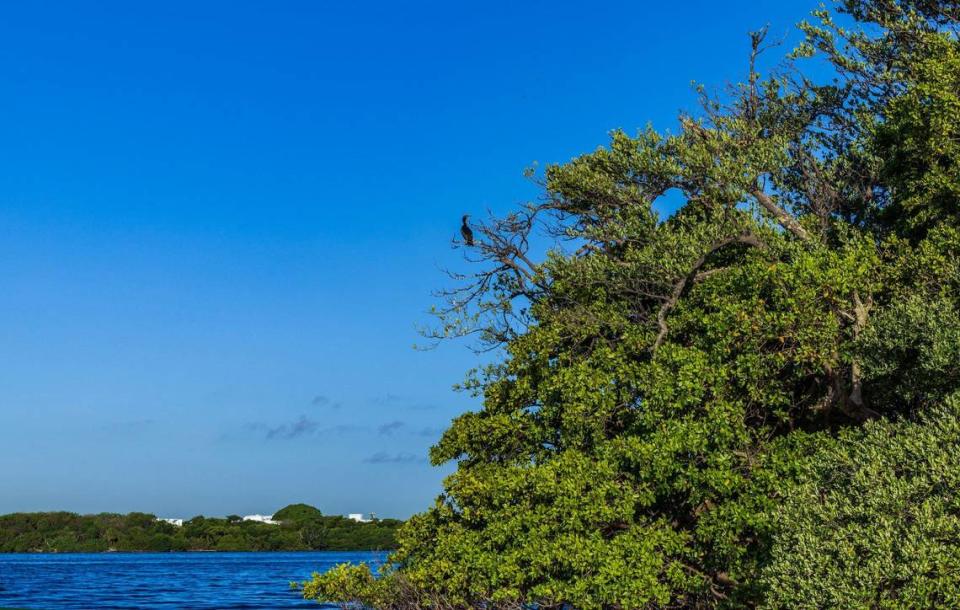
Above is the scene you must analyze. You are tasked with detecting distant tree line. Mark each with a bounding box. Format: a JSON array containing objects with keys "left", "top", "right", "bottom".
[{"left": 0, "top": 504, "right": 400, "bottom": 552}]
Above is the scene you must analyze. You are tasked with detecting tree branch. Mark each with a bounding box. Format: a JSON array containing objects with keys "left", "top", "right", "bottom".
[
  {"left": 752, "top": 188, "right": 810, "bottom": 241},
  {"left": 653, "top": 232, "right": 766, "bottom": 351},
  {"left": 848, "top": 290, "right": 880, "bottom": 421}
]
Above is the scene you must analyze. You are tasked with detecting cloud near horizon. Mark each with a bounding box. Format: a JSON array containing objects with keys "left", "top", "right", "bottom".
[
  {"left": 312, "top": 395, "right": 342, "bottom": 409},
  {"left": 238, "top": 410, "right": 445, "bottom": 444},
  {"left": 370, "top": 393, "right": 404, "bottom": 406},
  {"left": 266, "top": 415, "right": 318, "bottom": 440},
  {"left": 363, "top": 451, "right": 427, "bottom": 465},
  {"left": 369, "top": 394, "right": 439, "bottom": 411},
  {"left": 242, "top": 416, "right": 367, "bottom": 441},
  {"left": 377, "top": 420, "right": 405, "bottom": 436},
  {"left": 99, "top": 419, "right": 157, "bottom": 434}
]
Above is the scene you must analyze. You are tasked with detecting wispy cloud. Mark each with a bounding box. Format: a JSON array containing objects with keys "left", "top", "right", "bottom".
[
  {"left": 242, "top": 416, "right": 367, "bottom": 441},
  {"left": 321, "top": 424, "right": 367, "bottom": 436},
  {"left": 417, "top": 426, "right": 445, "bottom": 437},
  {"left": 371, "top": 393, "right": 405, "bottom": 406},
  {"left": 266, "top": 415, "right": 319, "bottom": 440},
  {"left": 312, "top": 395, "right": 342, "bottom": 409},
  {"left": 377, "top": 420, "right": 406, "bottom": 436},
  {"left": 363, "top": 451, "right": 427, "bottom": 465},
  {"left": 369, "top": 394, "right": 439, "bottom": 411}
]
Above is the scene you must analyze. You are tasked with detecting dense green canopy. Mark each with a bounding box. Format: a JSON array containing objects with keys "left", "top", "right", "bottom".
[
  {"left": 273, "top": 503, "right": 325, "bottom": 523},
  {"left": 763, "top": 394, "right": 960, "bottom": 608},
  {"left": 304, "top": 1, "right": 960, "bottom": 607}
]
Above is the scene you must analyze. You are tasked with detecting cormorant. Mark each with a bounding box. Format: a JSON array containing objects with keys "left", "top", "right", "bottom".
[{"left": 460, "top": 214, "right": 474, "bottom": 246}]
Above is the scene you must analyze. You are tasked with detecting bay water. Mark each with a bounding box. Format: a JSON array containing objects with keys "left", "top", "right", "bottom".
[{"left": 0, "top": 551, "right": 388, "bottom": 609}]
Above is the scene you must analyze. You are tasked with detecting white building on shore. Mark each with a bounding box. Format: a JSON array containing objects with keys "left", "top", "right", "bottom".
[
  {"left": 242, "top": 514, "right": 279, "bottom": 525},
  {"left": 347, "top": 513, "right": 372, "bottom": 523},
  {"left": 158, "top": 515, "right": 281, "bottom": 526}
]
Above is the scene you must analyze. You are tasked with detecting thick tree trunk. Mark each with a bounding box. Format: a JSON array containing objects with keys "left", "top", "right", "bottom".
[{"left": 847, "top": 291, "right": 880, "bottom": 420}]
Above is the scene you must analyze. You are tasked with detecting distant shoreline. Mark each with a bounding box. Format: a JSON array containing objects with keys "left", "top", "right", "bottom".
[
  {"left": 0, "top": 548, "right": 395, "bottom": 554},
  {"left": 0, "top": 505, "right": 402, "bottom": 554}
]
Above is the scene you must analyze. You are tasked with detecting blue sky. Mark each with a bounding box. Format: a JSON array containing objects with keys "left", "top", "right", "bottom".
[{"left": 0, "top": 0, "right": 817, "bottom": 519}]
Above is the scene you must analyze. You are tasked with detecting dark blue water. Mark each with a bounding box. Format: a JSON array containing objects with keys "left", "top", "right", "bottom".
[{"left": 0, "top": 551, "right": 388, "bottom": 609}]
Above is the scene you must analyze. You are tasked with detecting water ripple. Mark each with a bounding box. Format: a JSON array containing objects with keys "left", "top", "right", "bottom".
[{"left": 0, "top": 551, "right": 387, "bottom": 609}]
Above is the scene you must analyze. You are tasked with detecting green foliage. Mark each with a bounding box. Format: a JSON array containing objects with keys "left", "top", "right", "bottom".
[
  {"left": 305, "top": 1, "right": 960, "bottom": 607},
  {"left": 300, "top": 563, "right": 380, "bottom": 609},
  {"left": 761, "top": 395, "right": 960, "bottom": 609},
  {"left": 0, "top": 505, "right": 400, "bottom": 552},
  {"left": 299, "top": 563, "right": 436, "bottom": 610},
  {"left": 273, "top": 503, "right": 324, "bottom": 523}
]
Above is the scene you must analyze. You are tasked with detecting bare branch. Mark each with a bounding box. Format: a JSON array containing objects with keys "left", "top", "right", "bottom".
[
  {"left": 752, "top": 188, "right": 810, "bottom": 241},
  {"left": 847, "top": 290, "right": 880, "bottom": 421},
  {"left": 653, "top": 232, "right": 766, "bottom": 351}
]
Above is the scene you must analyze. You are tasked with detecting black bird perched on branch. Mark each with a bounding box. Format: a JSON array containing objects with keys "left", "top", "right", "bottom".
[{"left": 460, "top": 214, "right": 474, "bottom": 246}]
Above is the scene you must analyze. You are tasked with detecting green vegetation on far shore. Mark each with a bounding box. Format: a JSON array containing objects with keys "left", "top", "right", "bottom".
[{"left": 0, "top": 504, "right": 400, "bottom": 552}]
